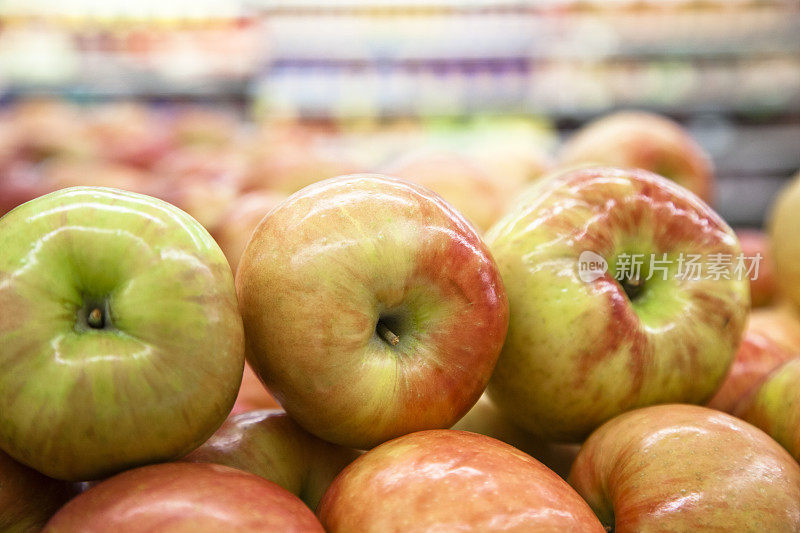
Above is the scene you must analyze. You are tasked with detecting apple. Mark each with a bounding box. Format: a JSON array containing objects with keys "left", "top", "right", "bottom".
[
  {"left": 9, "top": 98, "right": 96, "bottom": 163},
  {"left": 171, "top": 106, "right": 241, "bottom": 148},
  {"left": 0, "top": 449, "right": 78, "bottom": 532},
  {"left": 569, "top": 404, "right": 800, "bottom": 531},
  {"left": 769, "top": 170, "right": 800, "bottom": 310},
  {"left": 736, "top": 228, "right": 777, "bottom": 307},
  {"left": 559, "top": 111, "right": 714, "bottom": 202},
  {"left": 43, "top": 463, "right": 324, "bottom": 532},
  {"left": 451, "top": 395, "right": 581, "bottom": 479},
  {"left": 485, "top": 167, "right": 749, "bottom": 442},
  {"left": 230, "top": 363, "right": 281, "bottom": 415},
  {"left": 383, "top": 148, "right": 508, "bottom": 232},
  {"left": 707, "top": 307, "right": 800, "bottom": 413},
  {"left": 317, "top": 429, "right": 605, "bottom": 532},
  {"left": 236, "top": 174, "right": 509, "bottom": 449},
  {"left": 212, "top": 190, "right": 287, "bottom": 273},
  {"left": 0, "top": 161, "right": 51, "bottom": 216},
  {"left": 0, "top": 187, "right": 244, "bottom": 480},
  {"left": 186, "top": 409, "right": 359, "bottom": 510},
  {"left": 40, "top": 158, "right": 158, "bottom": 197}
]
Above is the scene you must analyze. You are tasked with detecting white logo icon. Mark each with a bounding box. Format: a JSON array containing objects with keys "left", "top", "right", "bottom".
[{"left": 578, "top": 251, "right": 608, "bottom": 282}]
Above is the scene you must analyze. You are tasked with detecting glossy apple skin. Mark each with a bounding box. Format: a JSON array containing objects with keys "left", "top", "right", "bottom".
[
  {"left": 486, "top": 167, "right": 749, "bottom": 442},
  {"left": 318, "top": 429, "right": 604, "bottom": 532},
  {"left": 451, "top": 395, "right": 580, "bottom": 479},
  {"left": 736, "top": 229, "right": 777, "bottom": 307},
  {"left": 769, "top": 171, "right": 800, "bottom": 310},
  {"left": 559, "top": 111, "right": 714, "bottom": 202},
  {"left": 0, "top": 187, "right": 245, "bottom": 481},
  {"left": 0, "top": 449, "right": 78, "bottom": 532},
  {"left": 569, "top": 404, "right": 800, "bottom": 532},
  {"left": 43, "top": 463, "right": 324, "bottom": 532},
  {"left": 236, "top": 175, "right": 509, "bottom": 449},
  {"left": 186, "top": 409, "right": 358, "bottom": 510},
  {"left": 708, "top": 307, "right": 800, "bottom": 413}
]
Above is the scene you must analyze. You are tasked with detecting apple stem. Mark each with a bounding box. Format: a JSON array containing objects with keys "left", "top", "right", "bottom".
[
  {"left": 377, "top": 322, "right": 400, "bottom": 346},
  {"left": 88, "top": 308, "right": 104, "bottom": 329}
]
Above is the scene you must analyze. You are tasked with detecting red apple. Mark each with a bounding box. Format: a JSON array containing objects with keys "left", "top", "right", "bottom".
[
  {"left": 707, "top": 307, "right": 800, "bottom": 413},
  {"left": 451, "top": 395, "right": 581, "bottom": 479},
  {"left": 569, "top": 404, "right": 800, "bottom": 531},
  {"left": 317, "top": 429, "right": 605, "bottom": 532},
  {"left": 0, "top": 449, "right": 77, "bottom": 532},
  {"left": 43, "top": 463, "right": 324, "bottom": 532},
  {"left": 236, "top": 175, "right": 509, "bottom": 449},
  {"left": 186, "top": 409, "right": 358, "bottom": 510},
  {"left": 213, "top": 190, "right": 288, "bottom": 273},
  {"left": 560, "top": 111, "right": 714, "bottom": 202},
  {"left": 736, "top": 228, "right": 777, "bottom": 307}
]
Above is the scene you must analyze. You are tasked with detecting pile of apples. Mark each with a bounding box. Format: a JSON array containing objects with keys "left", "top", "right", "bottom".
[{"left": 2, "top": 99, "right": 800, "bottom": 532}]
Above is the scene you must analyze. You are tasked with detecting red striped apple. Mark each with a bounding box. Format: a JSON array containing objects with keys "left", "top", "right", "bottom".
[
  {"left": 486, "top": 167, "right": 749, "bottom": 442},
  {"left": 318, "top": 430, "right": 605, "bottom": 532},
  {"left": 569, "top": 404, "right": 800, "bottom": 531},
  {"left": 560, "top": 111, "right": 714, "bottom": 202},
  {"left": 236, "top": 175, "right": 509, "bottom": 449},
  {"left": 186, "top": 409, "right": 358, "bottom": 510},
  {"left": 43, "top": 463, "right": 324, "bottom": 532}
]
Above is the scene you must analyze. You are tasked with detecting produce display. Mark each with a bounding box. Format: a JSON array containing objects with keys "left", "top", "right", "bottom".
[{"left": 2, "top": 96, "right": 800, "bottom": 531}]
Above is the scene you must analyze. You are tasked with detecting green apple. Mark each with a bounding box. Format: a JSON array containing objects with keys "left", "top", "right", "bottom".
[
  {"left": 318, "top": 429, "right": 605, "bottom": 532},
  {"left": 0, "top": 187, "right": 244, "bottom": 481},
  {"left": 569, "top": 404, "right": 800, "bottom": 531},
  {"left": 236, "top": 174, "right": 509, "bottom": 449},
  {"left": 185, "top": 409, "right": 359, "bottom": 510},
  {"left": 769, "top": 170, "right": 800, "bottom": 310},
  {"left": 485, "top": 167, "right": 749, "bottom": 442}
]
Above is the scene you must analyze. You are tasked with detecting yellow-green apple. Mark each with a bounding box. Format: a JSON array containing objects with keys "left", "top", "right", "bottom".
[
  {"left": 236, "top": 175, "right": 509, "bottom": 449},
  {"left": 735, "top": 359, "right": 800, "bottom": 462},
  {"left": 186, "top": 409, "right": 358, "bottom": 510},
  {"left": 769, "top": 170, "right": 800, "bottom": 310},
  {"left": 318, "top": 429, "right": 605, "bottom": 532},
  {"left": 569, "top": 404, "right": 800, "bottom": 531},
  {"left": 451, "top": 395, "right": 580, "bottom": 479},
  {"left": 43, "top": 463, "right": 324, "bottom": 532},
  {"left": 0, "top": 449, "right": 78, "bottom": 532},
  {"left": 486, "top": 167, "right": 749, "bottom": 442},
  {"left": 708, "top": 307, "right": 800, "bottom": 413},
  {"left": 736, "top": 228, "right": 777, "bottom": 307},
  {"left": 0, "top": 187, "right": 244, "bottom": 480},
  {"left": 212, "top": 190, "right": 287, "bottom": 272},
  {"left": 230, "top": 363, "right": 281, "bottom": 415},
  {"left": 560, "top": 111, "right": 714, "bottom": 202},
  {"left": 383, "top": 149, "right": 507, "bottom": 232}
]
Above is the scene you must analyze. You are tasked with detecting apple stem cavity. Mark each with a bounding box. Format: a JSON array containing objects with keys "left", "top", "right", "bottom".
[
  {"left": 376, "top": 321, "right": 400, "bottom": 347},
  {"left": 620, "top": 276, "right": 645, "bottom": 301},
  {"left": 87, "top": 308, "right": 104, "bottom": 329}
]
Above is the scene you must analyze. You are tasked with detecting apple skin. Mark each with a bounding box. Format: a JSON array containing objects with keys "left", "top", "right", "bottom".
[
  {"left": 707, "top": 306, "right": 800, "bottom": 413},
  {"left": 736, "top": 228, "right": 777, "bottom": 307},
  {"left": 317, "top": 429, "right": 605, "bottom": 532},
  {"left": 769, "top": 170, "right": 800, "bottom": 310},
  {"left": 0, "top": 187, "right": 245, "bottom": 481},
  {"left": 384, "top": 148, "right": 508, "bottom": 232},
  {"left": 568, "top": 404, "right": 800, "bottom": 531},
  {"left": 485, "top": 167, "right": 749, "bottom": 442},
  {"left": 560, "top": 111, "right": 714, "bottom": 202},
  {"left": 451, "top": 395, "right": 580, "bottom": 479},
  {"left": 236, "top": 174, "right": 509, "bottom": 449},
  {"left": 185, "top": 409, "right": 359, "bottom": 510},
  {"left": 230, "top": 363, "right": 281, "bottom": 415},
  {"left": 212, "top": 190, "right": 287, "bottom": 273},
  {"left": 0, "top": 449, "right": 78, "bottom": 532},
  {"left": 43, "top": 462, "right": 324, "bottom": 532}
]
